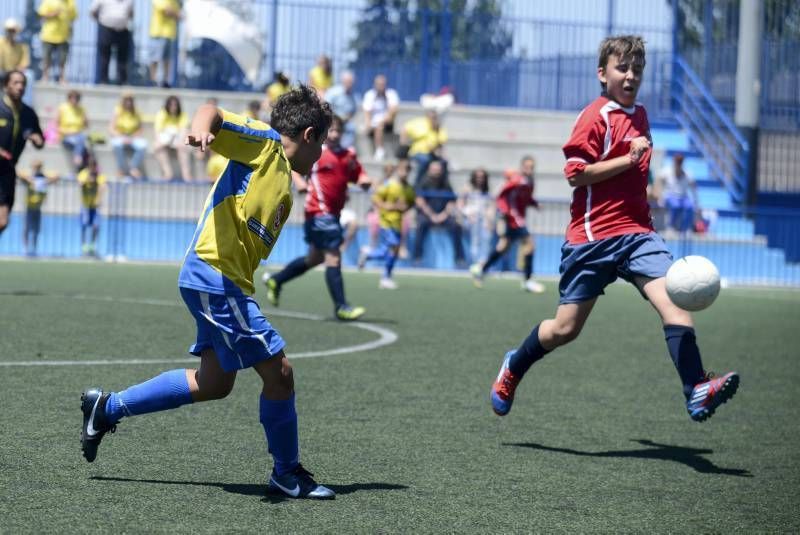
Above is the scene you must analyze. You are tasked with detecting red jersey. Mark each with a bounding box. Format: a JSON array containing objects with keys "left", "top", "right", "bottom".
[
  {"left": 496, "top": 171, "right": 537, "bottom": 230},
  {"left": 562, "top": 96, "right": 653, "bottom": 245},
  {"left": 304, "top": 145, "right": 363, "bottom": 218}
]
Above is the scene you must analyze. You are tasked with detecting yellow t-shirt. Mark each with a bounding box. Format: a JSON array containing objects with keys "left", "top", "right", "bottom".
[
  {"left": 309, "top": 66, "right": 332, "bottom": 93},
  {"left": 178, "top": 110, "right": 293, "bottom": 296},
  {"left": 374, "top": 178, "right": 416, "bottom": 231},
  {"left": 57, "top": 102, "right": 87, "bottom": 136},
  {"left": 404, "top": 116, "right": 448, "bottom": 156},
  {"left": 0, "top": 40, "right": 30, "bottom": 71},
  {"left": 25, "top": 175, "right": 50, "bottom": 209},
  {"left": 77, "top": 169, "right": 107, "bottom": 208},
  {"left": 38, "top": 0, "right": 77, "bottom": 45},
  {"left": 267, "top": 82, "right": 290, "bottom": 105},
  {"left": 113, "top": 105, "right": 142, "bottom": 136},
  {"left": 154, "top": 108, "right": 188, "bottom": 134},
  {"left": 149, "top": 0, "right": 180, "bottom": 39}
]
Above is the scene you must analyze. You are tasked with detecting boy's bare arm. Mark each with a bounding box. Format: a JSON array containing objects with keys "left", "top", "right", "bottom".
[
  {"left": 568, "top": 136, "right": 650, "bottom": 188},
  {"left": 185, "top": 104, "right": 223, "bottom": 152}
]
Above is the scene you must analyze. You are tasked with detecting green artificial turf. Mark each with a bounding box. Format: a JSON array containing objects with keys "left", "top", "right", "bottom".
[{"left": 0, "top": 259, "right": 798, "bottom": 532}]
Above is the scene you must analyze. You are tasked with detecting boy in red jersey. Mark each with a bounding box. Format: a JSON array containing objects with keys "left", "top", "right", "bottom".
[
  {"left": 264, "top": 115, "right": 371, "bottom": 320},
  {"left": 469, "top": 156, "right": 545, "bottom": 293},
  {"left": 490, "top": 35, "right": 738, "bottom": 422}
]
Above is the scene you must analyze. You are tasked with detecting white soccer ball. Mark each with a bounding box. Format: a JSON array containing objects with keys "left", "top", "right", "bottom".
[{"left": 665, "top": 255, "right": 721, "bottom": 311}]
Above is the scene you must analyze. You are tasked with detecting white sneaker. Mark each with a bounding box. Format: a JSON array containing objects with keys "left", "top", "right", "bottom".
[
  {"left": 373, "top": 147, "right": 385, "bottom": 161},
  {"left": 469, "top": 263, "right": 483, "bottom": 288},
  {"left": 379, "top": 277, "right": 398, "bottom": 290},
  {"left": 261, "top": 271, "right": 272, "bottom": 284},
  {"left": 357, "top": 246, "right": 369, "bottom": 271},
  {"left": 523, "top": 279, "right": 546, "bottom": 293}
]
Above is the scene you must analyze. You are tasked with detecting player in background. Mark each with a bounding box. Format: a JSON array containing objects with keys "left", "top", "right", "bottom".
[
  {"left": 80, "top": 85, "right": 338, "bottom": 500},
  {"left": 77, "top": 156, "right": 106, "bottom": 257},
  {"left": 469, "top": 156, "right": 545, "bottom": 293},
  {"left": 490, "top": 35, "right": 738, "bottom": 423},
  {"left": 358, "top": 158, "right": 415, "bottom": 289},
  {"left": 263, "top": 115, "right": 371, "bottom": 320},
  {"left": 18, "top": 160, "right": 58, "bottom": 256},
  {"left": 0, "top": 70, "right": 44, "bottom": 238}
]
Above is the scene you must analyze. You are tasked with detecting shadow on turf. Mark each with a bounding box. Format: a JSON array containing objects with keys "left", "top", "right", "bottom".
[
  {"left": 91, "top": 476, "right": 408, "bottom": 502},
  {"left": 504, "top": 439, "right": 752, "bottom": 477}
]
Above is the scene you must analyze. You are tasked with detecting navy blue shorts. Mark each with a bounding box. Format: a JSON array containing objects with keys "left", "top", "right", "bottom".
[
  {"left": 80, "top": 207, "right": 98, "bottom": 227},
  {"left": 304, "top": 213, "right": 343, "bottom": 250},
  {"left": 558, "top": 232, "right": 673, "bottom": 304},
  {"left": 180, "top": 287, "right": 286, "bottom": 372}
]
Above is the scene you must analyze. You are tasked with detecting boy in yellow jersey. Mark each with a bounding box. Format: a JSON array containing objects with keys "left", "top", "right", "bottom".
[
  {"left": 17, "top": 160, "right": 58, "bottom": 257},
  {"left": 80, "top": 85, "right": 337, "bottom": 500},
  {"left": 358, "top": 158, "right": 415, "bottom": 289},
  {"left": 76, "top": 157, "right": 106, "bottom": 256}
]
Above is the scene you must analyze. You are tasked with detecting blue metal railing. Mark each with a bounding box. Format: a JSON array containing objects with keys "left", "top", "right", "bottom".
[{"left": 672, "top": 56, "right": 750, "bottom": 205}]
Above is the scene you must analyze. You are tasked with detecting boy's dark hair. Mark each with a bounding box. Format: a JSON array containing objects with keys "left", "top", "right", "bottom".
[
  {"left": 2, "top": 69, "right": 25, "bottom": 87},
  {"left": 270, "top": 84, "right": 332, "bottom": 141},
  {"left": 329, "top": 114, "right": 344, "bottom": 130}
]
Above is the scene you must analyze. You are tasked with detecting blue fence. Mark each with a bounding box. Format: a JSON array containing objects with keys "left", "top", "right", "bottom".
[{"left": 2, "top": 182, "right": 799, "bottom": 287}]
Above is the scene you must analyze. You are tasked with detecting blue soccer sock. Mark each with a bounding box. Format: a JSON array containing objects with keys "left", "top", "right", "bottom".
[
  {"left": 522, "top": 252, "right": 533, "bottom": 280},
  {"left": 325, "top": 266, "right": 347, "bottom": 309},
  {"left": 273, "top": 256, "right": 311, "bottom": 286},
  {"left": 105, "top": 369, "right": 193, "bottom": 425},
  {"left": 384, "top": 252, "right": 398, "bottom": 278},
  {"left": 508, "top": 323, "right": 551, "bottom": 377},
  {"left": 663, "top": 325, "right": 706, "bottom": 399},
  {"left": 259, "top": 393, "right": 300, "bottom": 476}
]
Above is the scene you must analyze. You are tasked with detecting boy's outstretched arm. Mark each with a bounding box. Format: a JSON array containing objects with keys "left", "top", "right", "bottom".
[
  {"left": 185, "top": 104, "right": 223, "bottom": 152},
  {"left": 568, "top": 136, "right": 650, "bottom": 188}
]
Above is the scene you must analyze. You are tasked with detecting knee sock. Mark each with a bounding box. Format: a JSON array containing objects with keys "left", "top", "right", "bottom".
[
  {"left": 663, "top": 325, "right": 706, "bottom": 399},
  {"left": 325, "top": 266, "right": 346, "bottom": 309},
  {"left": 105, "top": 369, "right": 193, "bottom": 424},
  {"left": 508, "top": 324, "right": 551, "bottom": 377},
  {"left": 259, "top": 394, "right": 299, "bottom": 476},
  {"left": 384, "top": 252, "right": 397, "bottom": 278},
  {"left": 273, "top": 256, "right": 311, "bottom": 286},
  {"left": 482, "top": 248, "right": 505, "bottom": 274},
  {"left": 523, "top": 253, "right": 533, "bottom": 280}
]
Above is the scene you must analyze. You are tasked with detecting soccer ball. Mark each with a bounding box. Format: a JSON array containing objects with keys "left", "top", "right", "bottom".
[{"left": 665, "top": 255, "right": 721, "bottom": 311}]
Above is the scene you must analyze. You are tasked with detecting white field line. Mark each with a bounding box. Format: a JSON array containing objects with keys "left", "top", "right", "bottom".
[{"left": 1, "top": 294, "right": 397, "bottom": 367}]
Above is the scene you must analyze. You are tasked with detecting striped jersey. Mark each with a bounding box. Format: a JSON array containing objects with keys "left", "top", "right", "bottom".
[
  {"left": 178, "top": 110, "right": 292, "bottom": 296},
  {"left": 562, "top": 96, "right": 653, "bottom": 245}
]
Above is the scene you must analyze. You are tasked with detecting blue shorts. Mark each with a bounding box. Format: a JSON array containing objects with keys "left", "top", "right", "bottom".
[
  {"left": 180, "top": 287, "right": 286, "bottom": 372},
  {"left": 150, "top": 37, "right": 173, "bottom": 62},
  {"left": 304, "top": 213, "right": 343, "bottom": 250},
  {"left": 80, "top": 207, "right": 98, "bottom": 227},
  {"left": 379, "top": 227, "right": 402, "bottom": 249},
  {"left": 558, "top": 232, "right": 673, "bottom": 304}
]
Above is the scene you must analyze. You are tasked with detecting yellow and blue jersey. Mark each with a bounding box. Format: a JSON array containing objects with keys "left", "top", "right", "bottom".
[
  {"left": 178, "top": 110, "right": 292, "bottom": 296},
  {"left": 374, "top": 178, "right": 415, "bottom": 231},
  {"left": 77, "top": 168, "right": 106, "bottom": 208}
]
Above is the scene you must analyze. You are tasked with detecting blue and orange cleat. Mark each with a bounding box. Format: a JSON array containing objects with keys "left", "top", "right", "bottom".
[
  {"left": 491, "top": 351, "right": 521, "bottom": 416},
  {"left": 686, "top": 371, "right": 739, "bottom": 422}
]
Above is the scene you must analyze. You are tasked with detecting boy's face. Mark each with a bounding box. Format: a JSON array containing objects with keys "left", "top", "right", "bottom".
[
  {"left": 396, "top": 160, "right": 410, "bottom": 181},
  {"left": 598, "top": 54, "right": 644, "bottom": 108},
  {"left": 287, "top": 127, "right": 326, "bottom": 175},
  {"left": 326, "top": 123, "right": 341, "bottom": 148}
]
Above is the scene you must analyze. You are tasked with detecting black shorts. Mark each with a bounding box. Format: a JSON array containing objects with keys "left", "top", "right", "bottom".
[
  {"left": 0, "top": 174, "right": 16, "bottom": 209},
  {"left": 368, "top": 122, "right": 394, "bottom": 137}
]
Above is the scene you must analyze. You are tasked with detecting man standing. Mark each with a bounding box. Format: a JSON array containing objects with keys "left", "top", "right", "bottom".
[
  {"left": 37, "top": 0, "right": 77, "bottom": 83},
  {"left": 149, "top": 0, "right": 181, "bottom": 87},
  {"left": 0, "top": 71, "right": 44, "bottom": 237},
  {"left": 90, "top": 0, "right": 134, "bottom": 85}
]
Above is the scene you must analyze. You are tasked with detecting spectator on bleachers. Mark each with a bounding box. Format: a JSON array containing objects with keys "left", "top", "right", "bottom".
[
  {"left": 0, "top": 19, "right": 30, "bottom": 77},
  {"left": 401, "top": 109, "right": 448, "bottom": 186},
  {"left": 308, "top": 54, "right": 332, "bottom": 97},
  {"left": 18, "top": 160, "right": 58, "bottom": 257},
  {"left": 148, "top": 0, "right": 181, "bottom": 88},
  {"left": 57, "top": 89, "right": 88, "bottom": 171},
  {"left": 325, "top": 70, "right": 357, "bottom": 149},
  {"left": 655, "top": 153, "right": 699, "bottom": 234},
  {"left": 264, "top": 71, "right": 290, "bottom": 115},
  {"left": 362, "top": 74, "right": 399, "bottom": 161},
  {"left": 109, "top": 92, "right": 146, "bottom": 181},
  {"left": 244, "top": 99, "right": 261, "bottom": 121},
  {"left": 90, "top": 0, "right": 134, "bottom": 85},
  {"left": 77, "top": 155, "right": 106, "bottom": 257},
  {"left": 37, "top": 0, "right": 77, "bottom": 83},
  {"left": 459, "top": 167, "right": 493, "bottom": 265},
  {"left": 206, "top": 149, "right": 227, "bottom": 183},
  {"left": 153, "top": 95, "right": 191, "bottom": 181},
  {"left": 413, "top": 159, "right": 466, "bottom": 266}
]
